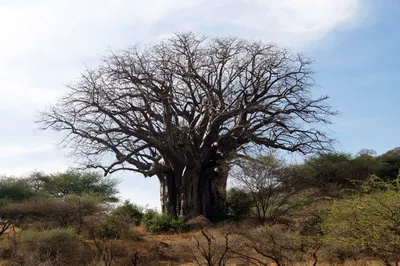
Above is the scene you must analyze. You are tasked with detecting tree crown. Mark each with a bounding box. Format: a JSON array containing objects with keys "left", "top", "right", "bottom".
[{"left": 39, "top": 32, "right": 335, "bottom": 177}]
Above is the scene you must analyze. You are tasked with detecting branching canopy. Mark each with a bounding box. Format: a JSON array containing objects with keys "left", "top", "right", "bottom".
[{"left": 39, "top": 33, "right": 335, "bottom": 178}]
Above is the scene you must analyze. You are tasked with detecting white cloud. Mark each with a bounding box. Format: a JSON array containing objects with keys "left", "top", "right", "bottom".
[
  {"left": 149, "top": 0, "right": 365, "bottom": 46},
  {"left": 0, "top": 0, "right": 365, "bottom": 106}
]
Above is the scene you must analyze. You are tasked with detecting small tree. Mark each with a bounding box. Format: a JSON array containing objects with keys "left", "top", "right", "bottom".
[
  {"left": 232, "top": 155, "right": 304, "bottom": 225},
  {"left": 0, "top": 176, "right": 41, "bottom": 204},
  {"left": 302, "top": 153, "right": 353, "bottom": 196},
  {"left": 351, "top": 151, "right": 380, "bottom": 183},
  {"left": 43, "top": 170, "right": 119, "bottom": 201},
  {"left": 323, "top": 174, "right": 400, "bottom": 266},
  {"left": 376, "top": 147, "right": 400, "bottom": 180},
  {"left": 25, "top": 171, "right": 52, "bottom": 193}
]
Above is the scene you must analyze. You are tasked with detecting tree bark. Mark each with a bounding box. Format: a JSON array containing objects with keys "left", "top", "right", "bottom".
[
  {"left": 158, "top": 173, "right": 177, "bottom": 217},
  {"left": 179, "top": 167, "right": 200, "bottom": 219},
  {"left": 199, "top": 167, "right": 228, "bottom": 220},
  {"left": 210, "top": 170, "right": 228, "bottom": 219},
  {"left": 159, "top": 165, "right": 228, "bottom": 221}
]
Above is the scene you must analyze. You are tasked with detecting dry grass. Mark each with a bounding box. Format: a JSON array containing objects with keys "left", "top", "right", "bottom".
[{"left": 0, "top": 221, "right": 390, "bottom": 265}]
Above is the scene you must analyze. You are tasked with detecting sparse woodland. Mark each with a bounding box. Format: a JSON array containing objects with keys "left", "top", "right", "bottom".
[{"left": 1, "top": 33, "right": 400, "bottom": 265}]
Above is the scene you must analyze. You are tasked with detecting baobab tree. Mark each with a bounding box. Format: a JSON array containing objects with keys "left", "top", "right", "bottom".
[{"left": 39, "top": 33, "right": 335, "bottom": 220}]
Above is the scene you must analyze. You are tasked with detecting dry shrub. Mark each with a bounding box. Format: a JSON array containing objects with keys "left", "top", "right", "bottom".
[
  {"left": 83, "top": 214, "right": 141, "bottom": 241},
  {"left": 0, "top": 196, "right": 106, "bottom": 231},
  {"left": 89, "top": 237, "right": 140, "bottom": 266},
  {"left": 84, "top": 215, "right": 140, "bottom": 265},
  {"left": 318, "top": 243, "right": 360, "bottom": 265},
  {"left": 0, "top": 241, "right": 14, "bottom": 260},
  {"left": 231, "top": 224, "right": 312, "bottom": 266},
  {"left": 126, "top": 240, "right": 186, "bottom": 265},
  {"left": 147, "top": 241, "right": 173, "bottom": 261},
  {"left": 16, "top": 228, "right": 83, "bottom": 266},
  {"left": 186, "top": 215, "right": 213, "bottom": 230},
  {"left": 188, "top": 229, "right": 236, "bottom": 266},
  {"left": 93, "top": 239, "right": 128, "bottom": 266}
]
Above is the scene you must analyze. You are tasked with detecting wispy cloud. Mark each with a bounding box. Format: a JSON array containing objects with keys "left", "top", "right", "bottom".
[
  {"left": 150, "top": 0, "right": 363, "bottom": 45},
  {"left": 0, "top": 0, "right": 366, "bottom": 107}
]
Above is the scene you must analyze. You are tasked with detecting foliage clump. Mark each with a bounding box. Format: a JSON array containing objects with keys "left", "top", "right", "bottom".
[
  {"left": 226, "top": 188, "right": 253, "bottom": 218},
  {"left": 141, "top": 210, "right": 188, "bottom": 234},
  {"left": 323, "top": 174, "right": 400, "bottom": 265},
  {"left": 111, "top": 200, "right": 144, "bottom": 226},
  {"left": 0, "top": 176, "right": 46, "bottom": 205}
]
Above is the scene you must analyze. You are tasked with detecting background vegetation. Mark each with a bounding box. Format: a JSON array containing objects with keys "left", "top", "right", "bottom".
[{"left": 1, "top": 147, "right": 400, "bottom": 265}]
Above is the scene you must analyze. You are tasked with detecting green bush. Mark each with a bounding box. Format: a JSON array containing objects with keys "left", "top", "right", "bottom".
[
  {"left": 303, "top": 153, "right": 353, "bottom": 194},
  {"left": 0, "top": 177, "right": 41, "bottom": 203},
  {"left": 141, "top": 210, "right": 187, "bottom": 234},
  {"left": 322, "top": 175, "right": 400, "bottom": 266},
  {"left": 44, "top": 170, "right": 119, "bottom": 201},
  {"left": 226, "top": 188, "right": 252, "bottom": 218},
  {"left": 19, "top": 228, "right": 81, "bottom": 265},
  {"left": 111, "top": 200, "right": 143, "bottom": 225},
  {"left": 140, "top": 209, "right": 158, "bottom": 225},
  {"left": 83, "top": 213, "right": 141, "bottom": 241},
  {"left": 96, "top": 216, "right": 126, "bottom": 239}
]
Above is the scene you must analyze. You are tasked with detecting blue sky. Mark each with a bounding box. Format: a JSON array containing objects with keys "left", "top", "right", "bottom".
[
  {"left": 310, "top": 0, "right": 400, "bottom": 155},
  {"left": 0, "top": 0, "right": 397, "bottom": 208}
]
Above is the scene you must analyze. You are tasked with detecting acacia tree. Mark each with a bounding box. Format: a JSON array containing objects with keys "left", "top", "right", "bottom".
[
  {"left": 39, "top": 33, "right": 334, "bottom": 219},
  {"left": 232, "top": 156, "right": 305, "bottom": 224}
]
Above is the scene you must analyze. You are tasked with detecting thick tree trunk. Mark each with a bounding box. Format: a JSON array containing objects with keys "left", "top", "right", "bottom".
[
  {"left": 179, "top": 167, "right": 201, "bottom": 219},
  {"left": 205, "top": 170, "right": 228, "bottom": 219},
  {"left": 159, "top": 165, "right": 228, "bottom": 221},
  {"left": 158, "top": 173, "right": 177, "bottom": 216}
]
